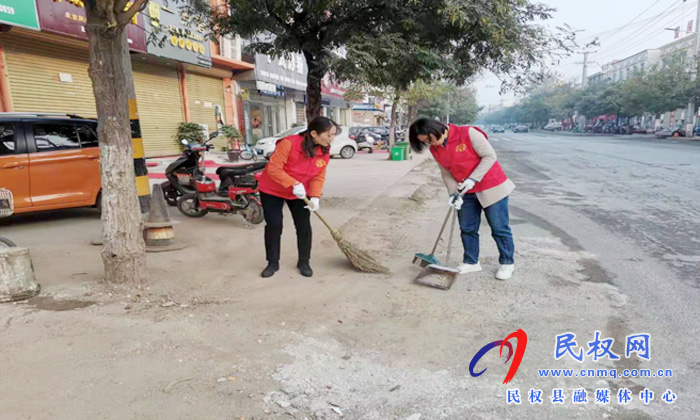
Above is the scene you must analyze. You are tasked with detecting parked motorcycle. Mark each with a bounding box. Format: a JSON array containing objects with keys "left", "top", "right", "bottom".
[
  {"left": 176, "top": 159, "right": 267, "bottom": 224},
  {"left": 161, "top": 132, "right": 219, "bottom": 206}
]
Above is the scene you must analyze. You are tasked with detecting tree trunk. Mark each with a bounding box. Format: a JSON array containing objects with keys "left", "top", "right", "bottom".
[
  {"left": 304, "top": 52, "right": 324, "bottom": 122},
  {"left": 407, "top": 105, "right": 418, "bottom": 125},
  {"left": 388, "top": 92, "right": 400, "bottom": 147},
  {"left": 85, "top": 5, "right": 147, "bottom": 284}
]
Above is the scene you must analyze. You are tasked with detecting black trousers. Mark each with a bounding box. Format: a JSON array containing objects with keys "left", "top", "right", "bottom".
[{"left": 261, "top": 192, "right": 312, "bottom": 263}]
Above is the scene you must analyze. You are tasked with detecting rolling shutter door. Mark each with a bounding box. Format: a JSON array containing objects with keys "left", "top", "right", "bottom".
[
  {"left": 132, "top": 61, "right": 184, "bottom": 157},
  {"left": 1, "top": 33, "right": 96, "bottom": 117},
  {"left": 186, "top": 72, "right": 227, "bottom": 151}
]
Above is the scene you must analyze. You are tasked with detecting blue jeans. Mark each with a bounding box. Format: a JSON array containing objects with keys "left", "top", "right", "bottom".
[{"left": 457, "top": 194, "right": 514, "bottom": 265}]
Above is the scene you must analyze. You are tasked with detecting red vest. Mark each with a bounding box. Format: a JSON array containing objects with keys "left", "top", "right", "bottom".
[
  {"left": 258, "top": 134, "right": 330, "bottom": 200},
  {"left": 430, "top": 125, "right": 508, "bottom": 193}
]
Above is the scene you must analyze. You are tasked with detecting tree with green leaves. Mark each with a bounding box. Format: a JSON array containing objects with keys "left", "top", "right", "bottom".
[
  {"left": 187, "top": 0, "right": 573, "bottom": 126},
  {"left": 420, "top": 86, "right": 482, "bottom": 125}
]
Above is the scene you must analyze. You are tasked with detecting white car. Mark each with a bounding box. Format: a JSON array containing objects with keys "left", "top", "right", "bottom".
[{"left": 255, "top": 125, "right": 357, "bottom": 159}]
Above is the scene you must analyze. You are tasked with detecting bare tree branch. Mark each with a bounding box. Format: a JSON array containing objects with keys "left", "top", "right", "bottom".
[{"left": 117, "top": 0, "right": 149, "bottom": 27}]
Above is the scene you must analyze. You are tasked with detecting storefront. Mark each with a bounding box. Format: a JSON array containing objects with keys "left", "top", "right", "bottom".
[
  {"left": 238, "top": 51, "right": 306, "bottom": 143},
  {"left": 239, "top": 81, "right": 288, "bottom": 142}
]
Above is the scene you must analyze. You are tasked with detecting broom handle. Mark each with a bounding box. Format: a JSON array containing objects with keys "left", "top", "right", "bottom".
[
  {"left": 302, "top": 197, "right": 337, "bottom": 233},
  {"left": 430, "top": 207, "right": 454, "bottom": 255},
  {"left": 445, "top": 208, "right": 457, "bottom": 265}
]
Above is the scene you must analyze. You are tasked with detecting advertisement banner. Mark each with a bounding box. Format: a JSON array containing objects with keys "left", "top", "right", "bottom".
[
  {"left": 0, "top": 0, "right": 40, "bottom": 30},
  {"left": 142, "top": 0, "right": 211, "bottom": 68},
  {"left": 35, "top": 0, "right": 146, "bottom": 53},
  {"left": 254, "top": 52, "right": 307, "bottom": 91}
]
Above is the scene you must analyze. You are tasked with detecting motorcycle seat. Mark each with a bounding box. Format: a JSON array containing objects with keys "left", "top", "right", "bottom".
[{"left": 216, "top": 162, "right": 268, "bottom": 177}]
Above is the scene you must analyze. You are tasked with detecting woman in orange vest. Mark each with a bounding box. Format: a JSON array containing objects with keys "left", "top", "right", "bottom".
[
  {"left": 257, "top": 117, "right": 336, "bottom": 278},
  {"left": 409, "top": 118, "right": 516, "bottom": 280}
]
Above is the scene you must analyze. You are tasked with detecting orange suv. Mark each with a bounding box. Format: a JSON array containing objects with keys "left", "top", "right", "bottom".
[{"left": 0, "top": 113, "right": 101, "bottom": 214}]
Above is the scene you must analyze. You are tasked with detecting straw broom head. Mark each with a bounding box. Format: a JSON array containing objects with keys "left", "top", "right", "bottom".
[
  {"left": 330, "top": 228, "right": 390, "bottom": 274},
  {"left": 303, "top": 198, "right": 390, "bottom": 274}
]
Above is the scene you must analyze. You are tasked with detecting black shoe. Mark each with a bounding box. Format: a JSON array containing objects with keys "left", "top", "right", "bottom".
[
  {"left": 297, "top": 261, "right": 313, "bottom": 277},
  {"left": 261, "top": 262, "right": 279, "bottom": 278}
]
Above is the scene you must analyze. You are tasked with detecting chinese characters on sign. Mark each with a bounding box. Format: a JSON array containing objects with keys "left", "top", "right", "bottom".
[
  {"left": 143, "top": 0, "right": 211, "bottom": 67},
  {"left": 35, "top": 0, "right": 147, "bottom": 52}
]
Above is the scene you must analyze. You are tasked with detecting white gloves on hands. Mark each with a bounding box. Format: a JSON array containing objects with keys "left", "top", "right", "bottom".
[
  {"left": 457, "top": 178, "right": 476, "bottom": 195},
  {"left": 292, "top": 183, "right": 306, "bottom": 199},
  {"left": 305, "top": 197, "right": 320, "bottom": 212},
  {"left": 448, "top": 193, "right": 463, "bottom": 210}
]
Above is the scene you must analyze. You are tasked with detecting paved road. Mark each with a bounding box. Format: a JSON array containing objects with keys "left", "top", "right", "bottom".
[{"left": 493, "top": 131, "right": 700, "bottom": 417}]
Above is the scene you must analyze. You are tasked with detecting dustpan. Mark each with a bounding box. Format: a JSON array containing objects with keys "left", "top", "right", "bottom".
[
  {"left": 413, "top": 207, "right": 453, "bottom": 268},
  {"left": 415, "top": 208, "right": 459, "bottom": 290}
]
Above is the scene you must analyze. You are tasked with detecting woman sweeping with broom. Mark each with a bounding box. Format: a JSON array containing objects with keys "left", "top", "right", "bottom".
[
  {"left": 409, "top": 118, "right": 516, "bottom": 280},
  {"left": 257, "top": 116, "right": 336, "bottom": 278}
]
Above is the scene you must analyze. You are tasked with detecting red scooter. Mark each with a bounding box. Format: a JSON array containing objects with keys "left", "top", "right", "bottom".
[{"left": 176, "top": 157, "right": 267, "bottom": 224}]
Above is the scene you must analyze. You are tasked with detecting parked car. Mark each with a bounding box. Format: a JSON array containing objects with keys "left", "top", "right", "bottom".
[
  {"left": 512, "top": 125, "right": 529, "bottom": 133},
  {"left": 491, "top": 125, "right": 505, "bottom": 133},
  {"left": 253, "top": 126, "right": 306, "bottom": 159},
  {"left": 0, "top": 113, "right": 102, "bottom": 215},
  {"left": 256, "top": 125, "right": 358, "bottom": 159},
  {"left": 654, "top": 128, "right": 686, "bottom": 139},
  {"left": 543, "top": 122, "right": 563, "bottom": 131}
]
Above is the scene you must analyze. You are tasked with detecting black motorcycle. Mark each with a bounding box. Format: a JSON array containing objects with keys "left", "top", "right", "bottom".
[{"left": 161, "top": 133, "right": 218, "bottom": 206}]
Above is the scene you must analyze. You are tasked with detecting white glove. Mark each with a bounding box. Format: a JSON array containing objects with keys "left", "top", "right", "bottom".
[
  {"left": 457, "top": 178, "right": 476, "bottom": 195},
  {"left": 448, "top": 193, "right": 463, "bottom": 210},
  {"left": 305, "top": 197, "right": 320, "bottom": 212},
  {"left": 292, "top": 183, "right": 306, "bottom": 199}
]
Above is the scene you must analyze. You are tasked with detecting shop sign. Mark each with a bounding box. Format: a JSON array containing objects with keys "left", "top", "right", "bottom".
[
  {"left": 143, "top": 0, "right": 211, "bottom": 67},
  {"left": 257, "top": 80, "right": 284, "bottom": 97},
  {"left": 321, "top": 74, "right": 347, "bottom": 99},
  {"left": 0, "top": 0, "right": 40, "bottom": 30},
  {"left": 35, "top": 0, "right": 146, "bottom": 52},
  {"left": 255, "top": 52, "right": 307, "bottom": 90}
]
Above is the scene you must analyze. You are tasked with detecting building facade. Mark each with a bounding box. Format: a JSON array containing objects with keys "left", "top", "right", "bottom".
[{"left": 0, "top": 0, "right": 253, "bottom": 157}]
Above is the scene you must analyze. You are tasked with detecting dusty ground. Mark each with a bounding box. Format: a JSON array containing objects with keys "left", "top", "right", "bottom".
[{"left": 0, "top": 151, "right": 688, "bottom": 419}]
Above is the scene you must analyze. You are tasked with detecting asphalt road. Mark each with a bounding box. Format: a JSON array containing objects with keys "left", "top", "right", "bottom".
[{"left": 492, "top": 130, "right": 700, "bottom": 417}]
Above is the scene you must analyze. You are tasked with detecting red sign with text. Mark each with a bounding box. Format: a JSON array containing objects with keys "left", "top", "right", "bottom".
[{"left": 35, "top": 0, "right": 147, "bottom": 53}]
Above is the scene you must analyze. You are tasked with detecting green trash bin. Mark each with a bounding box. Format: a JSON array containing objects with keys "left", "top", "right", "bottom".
[
  {"left": 396, "top": 142, "right": 411, "bottom": 160},
  {"left": 391, "top": 146, "right": 405, "bottom": 161}
]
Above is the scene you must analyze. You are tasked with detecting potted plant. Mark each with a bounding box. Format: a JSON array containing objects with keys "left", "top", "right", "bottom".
[
  {"left": 221, "top": 125, "right": 244, "bottom": 161},
  {"left": 175, "top": 123, "right": 205, "bottom": 148}
]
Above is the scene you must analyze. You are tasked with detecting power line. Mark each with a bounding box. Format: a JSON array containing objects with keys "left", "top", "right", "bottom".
[
  {"left": 593, "top": 3, "right": 694, "bottom": 62},
  {"left": 582, "top": 0, "right": 686, "bottom": 53}
]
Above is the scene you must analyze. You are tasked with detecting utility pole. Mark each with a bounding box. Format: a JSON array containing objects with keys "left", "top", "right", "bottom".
[
  {"left": 582, "top": 51, "right": 590, "bottom": 87},
  {"left": 576, "top": 51, "right": 597, "bottom": 87}
]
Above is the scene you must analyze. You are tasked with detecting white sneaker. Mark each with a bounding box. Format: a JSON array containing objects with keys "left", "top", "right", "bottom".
[
  {"left": 495, "top": 264, "right": 515, "bottom": 280},
  {"left": 457, "top": 262, "right": 482, "bottom": 274}
]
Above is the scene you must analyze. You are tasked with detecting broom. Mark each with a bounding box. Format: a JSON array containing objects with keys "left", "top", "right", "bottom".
[{"left": 303, "top": 198, "right": 390, "bottom": 274}]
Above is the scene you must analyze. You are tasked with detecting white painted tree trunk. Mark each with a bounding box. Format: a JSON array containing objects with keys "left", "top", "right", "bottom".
[{"left": 85, "top": 5, "right": 147, "bottom": 284}]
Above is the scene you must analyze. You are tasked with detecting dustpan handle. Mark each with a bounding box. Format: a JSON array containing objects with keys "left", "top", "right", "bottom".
[
  {"left": 445, "top": 208, "right": 457, "bottom": 265},
  {"left": 430, "top": 207, "right": 453, "bottom": 254}
]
